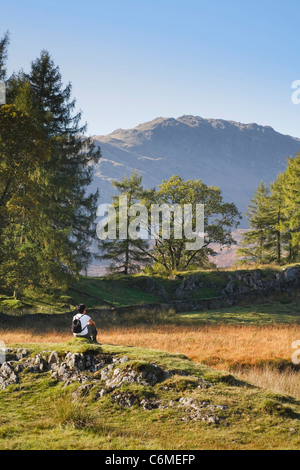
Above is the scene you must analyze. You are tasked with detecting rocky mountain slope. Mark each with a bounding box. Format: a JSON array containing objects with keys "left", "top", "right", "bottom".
[{"left": 91, "top": 115, "right": 300, "bottom": 227}]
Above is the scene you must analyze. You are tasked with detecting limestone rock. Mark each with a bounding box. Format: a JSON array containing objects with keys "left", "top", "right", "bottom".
[
  {"left": 111, "top": 392, "right": 137, "bottom": 408},
  {"left": 0, "top": 362, "right": 18, "bottom": 390}
]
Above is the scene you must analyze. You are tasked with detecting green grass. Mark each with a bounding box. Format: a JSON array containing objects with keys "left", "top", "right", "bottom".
[
  {"left": 67, "top": 268, "right": 288, "bottom": 308},
  {"left": 0, "top": 290, "right": 72, "bottom": 315},
  {"left": 0, "top": 265, "right": 298, "bottom": 316},
  {"left": 176, "top": 299, "right": 300, "bottom": 325},
  {"left": 69, "top": 276, "right": 164, "bottom": 308},
  {"left": 0, "top": 269, "right": 241, "bottom": 313},
  {"left": 0, "top": 339, "right": 300, "bottom": 450}
]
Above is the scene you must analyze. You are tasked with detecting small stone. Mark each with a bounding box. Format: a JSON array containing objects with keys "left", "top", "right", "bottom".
[
  {"left": 0, "top": 362, "right": 14, "bottom": 379},
  {"left": 120, "top": 356, "right": 129, "bottom": 364},
  {"left": 111, "top": 392, "right": 137, "bottom": 408},
  {"left": 97, "top": 389, "right": 109, "bottom": 398},
  {"left": 48, "top": 351, "right": 59, "bottom": 365},
  {"left": 207, "top": 416, "right": 220, "bottom": 424},
  {"left": 140, "top": 398, "right": 160, "bottom": 410},
  {"left": 16, "top": 349, "right": 29, "bottom": 360},
  {"left": 93, "top": 362, "right": 105, "bottom": 372},
  {"left": 72, "top": 384, "right": 92, "bottom": 400}
]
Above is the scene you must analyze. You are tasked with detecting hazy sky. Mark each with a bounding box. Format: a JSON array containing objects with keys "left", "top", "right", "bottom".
[{"left": 2, "top": 0, "right": 300, "bottom": 137}]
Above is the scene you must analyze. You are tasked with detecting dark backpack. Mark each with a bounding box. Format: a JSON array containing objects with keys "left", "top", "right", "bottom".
[{"left": 72, "top": 314, "right": 84, "bottom": 334}]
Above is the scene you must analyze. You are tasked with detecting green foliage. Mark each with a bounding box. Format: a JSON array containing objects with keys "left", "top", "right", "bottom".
[
  {"left": 99, "top": 172, "right": 241, "bottom": 275},
  {"left": 238, "top": 182, "right": 278, "bottom": 264},
  {"left": 98, "top": 171, "right": 151, "bottom": 275},
  {"left": 238, "top": 154, "right": 300, "bottom": 266},
  {"left": 0, "top": 104, "right": 51, "bottom": 296},
  {"left": 0, "top": 47, "right": 101, "bottom": 298},
  {"left": 143, "top": 175, "right": 241, "bottom": 272},
  {"left": 282, "top": 154, "right": 300, "bottom": 260},
  {"left": 0, "top": 31, "right": 9, "bottom": 81}
]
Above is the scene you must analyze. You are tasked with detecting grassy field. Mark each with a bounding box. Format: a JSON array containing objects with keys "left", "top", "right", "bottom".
[
  {"left": 1, "top": 297, "right": 299, "bottom": 397},
  {"left": 0, "top": 268, "right": 299, "bottom": 449},
  {"left": 0, "top": 272, "right": 218, "bottom": 312},
  {"left": 2, "top": 319, "right": 300, "bottom": 399},
  {"left": 0, "top": 339, "right": 299, "bottom": 450},
  {"left": 176, "top": 300, "right": 300, "bottom": 325},
  {"left": 0, "top": 265, "right": 286, "bottom": 313}
]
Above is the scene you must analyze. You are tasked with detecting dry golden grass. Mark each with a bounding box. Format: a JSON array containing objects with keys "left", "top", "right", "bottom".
[
  {"left": 234, "top": 366, "right": 300, "bottom": 399},
  {"left": 2, "top": 324, "right": 300, "bottom": 398},
  {"left": 1, "top": 323, "right": 299, "bottom": 367}
]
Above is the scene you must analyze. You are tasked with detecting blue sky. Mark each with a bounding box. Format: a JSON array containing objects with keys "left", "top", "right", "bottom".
[{"left": 2, "top": 0, "right": 300, "bottom": 137}]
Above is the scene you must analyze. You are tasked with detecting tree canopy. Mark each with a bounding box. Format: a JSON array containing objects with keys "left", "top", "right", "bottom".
[
  {"left": 238, "top": 154, "right": 300, "bottom": 265},
  {"left": 98, "top": 173, "right": 241, "bottom": 274},
  {"left": 0, "top": 35, "right": 101, "bottom": 298}
]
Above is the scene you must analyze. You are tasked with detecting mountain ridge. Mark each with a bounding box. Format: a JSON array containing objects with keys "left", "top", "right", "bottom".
[
  {"left": 94, "top": 115, "right": 300, "bottom": 141},
  {"left": 90, "top": 115, "right": 300, "bottom": 228}
]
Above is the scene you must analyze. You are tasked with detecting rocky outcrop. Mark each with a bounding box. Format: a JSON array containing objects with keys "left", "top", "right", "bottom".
[
  {"left": 175, "top": 275, "right": 204, "bottom": 299},
  {"left": 221, "top": 266, "right": 300, "bottom": 296},
  {"left": 0, "top": 347, "right": 231, "bottom": 424},
  {"left": 0, "top": 362, "right": 18, "bottom": 390},
  {"left": 179, "top": 397, "right": 228, "bottom": 424}
]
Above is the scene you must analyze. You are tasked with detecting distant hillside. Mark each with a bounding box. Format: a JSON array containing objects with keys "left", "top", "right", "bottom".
[{"left": 91, "top": 115, "right": 300, "bottom": 227}]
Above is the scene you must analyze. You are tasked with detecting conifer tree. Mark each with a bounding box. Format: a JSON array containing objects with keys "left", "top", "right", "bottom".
[
  {"left": 98, "top": 171, "right": 151, "bottom": 275},
  {"left": 0, "top": 31, "right": 9, "bottom": 81},
  {"left": 1, "top": 49, "right": 101, "bottom": 296},
  {"left": 0, "top": 104, "right": 50, "bottom": 296},
  {"left": 268, "top": 172, "right": 287, "bottom": 264},
  {"left": 237, "top": 182, "right": 275, "bottom": 264},
  {"left": 283, "top": 154, "right": 300, "bottom": 261},
  {"left": 238, "top": 170, "right": 294, "bottom": 265},
  {"left": 27, "top": 52, "right": 101, "bottom": 279}
]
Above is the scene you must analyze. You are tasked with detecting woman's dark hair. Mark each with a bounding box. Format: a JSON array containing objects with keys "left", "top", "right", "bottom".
[{"left": 77, "top": 304, "right": 86, "bottom": 314}]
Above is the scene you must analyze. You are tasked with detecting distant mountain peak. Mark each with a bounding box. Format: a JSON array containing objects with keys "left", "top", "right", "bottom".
[
  {"left": 94, "top": 115, "right": 300, "bottom": 142},
  {"left": 90, "top": 115, "right": 300, "bottom": 229}
]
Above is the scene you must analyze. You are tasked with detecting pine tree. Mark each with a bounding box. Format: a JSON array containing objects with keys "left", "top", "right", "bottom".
[
  {"left": 268, "top": 172, "right": 288, "bottom": 264},
  {"left": 238, "top": 174, "right": 292, "bottom": 265},
  {"left": 1, "top": 50, "right": 101, "bottom": 296},
  {"left": 0, "top": 31, "right": 9, "bottom": 81},
  {"left": 283, "top": 154, "right": 300, "bottom": 261},
  {"left": 0, "top": 104, "right": 50, "bottom": 296},
  {"left": 27, "top": 52, "right": 101, "bottom": 279},
  {"left": 98, "top": 171, "right": 151, "bottom": 275},
  {"left": 238, "top": 182, "right": 276, "bottom": 264}
]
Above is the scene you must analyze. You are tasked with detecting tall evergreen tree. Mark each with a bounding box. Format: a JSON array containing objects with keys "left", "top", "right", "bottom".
[
  {"left": 238, "top": 170, "right": 295, "bottom": 266},
  {"left": 237, "top": 182, "right": 276, "bottom": 264},
  {"left": 0, "top": 31, "right": 9, "bottom": 81},
  {"left": 98, "top": 171, "right": 151, "bottom": 275},
  {"left": 268, "top": 172, "right": 288, "bottom": 264},
  {"left": 283, "top": 154, "right": 300, "bottom": 261},
  {"left": 25, "top": 51, "right": 101, "bottom": 283},
  {"left": 0, "top": 50, "right": 101, "bottom": 296},
  {"left": 0, "top": 104, "right": 50, "bottom": 296}
]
